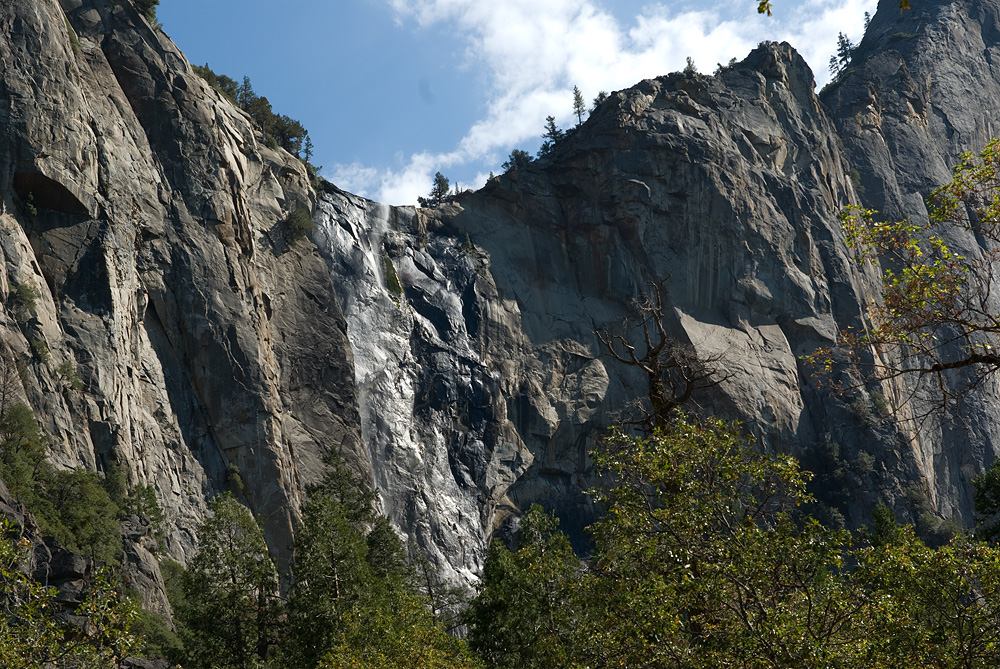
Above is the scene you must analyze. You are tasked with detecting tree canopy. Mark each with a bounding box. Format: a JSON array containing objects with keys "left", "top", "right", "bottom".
[
  {"left": 419, "top": 172, "right": 452, "bottom": 208},
  {"left": 808, "top": 138, "right": 1000, "bottom": 416}
]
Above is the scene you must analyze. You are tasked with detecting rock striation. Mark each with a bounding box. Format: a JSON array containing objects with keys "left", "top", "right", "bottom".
[
  {"left": 0, "top": 0, "right": 363, "bottom": 583},
  {"left": 4, "top": 0, "right": 1000, "bottom": 602}
]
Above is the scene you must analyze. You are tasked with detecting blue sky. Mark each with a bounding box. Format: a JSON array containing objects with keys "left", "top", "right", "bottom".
[{"left": 158, "top": 0, "right": 875, "bottom": 205}]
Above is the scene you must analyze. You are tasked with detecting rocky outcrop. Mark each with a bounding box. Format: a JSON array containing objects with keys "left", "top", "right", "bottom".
[
  {"left": 821, "top": 0, "right": 1000, "bottom": 524},
  {"left": 311, "top": 42, "right": 938, "bottom": 582},
  {"left": 0, "top": 0, "right": 363, "bottom": 584},
  {"left": 6, "top": 0, "right": 1000, "bottom": 605}
]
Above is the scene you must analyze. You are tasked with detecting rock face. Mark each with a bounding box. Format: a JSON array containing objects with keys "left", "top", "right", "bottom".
[
  {"left": 821, "top": 0, "right": 1000, "bottom": 523},
  {"left": 312, "top": 41, "right": 928, "bottom": 580},
  {"left": 0, "top": 0, "right": 363, "bottom": 581},
  {"left": 4, "top": 0, "right": 1000, "bottom": 603}
]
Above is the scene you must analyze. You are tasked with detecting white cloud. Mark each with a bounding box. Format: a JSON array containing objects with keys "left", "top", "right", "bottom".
[{"left": 335, "top": 0, "right": 875, "bottom": 205}]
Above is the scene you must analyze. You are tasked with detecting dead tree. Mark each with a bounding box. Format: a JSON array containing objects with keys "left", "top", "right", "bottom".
[{"left": 598, "top": 282, "right": 731, "bottom": 431}]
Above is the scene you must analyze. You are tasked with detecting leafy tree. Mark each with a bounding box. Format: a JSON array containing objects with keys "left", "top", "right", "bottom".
[
  {"left": 537, "top": 116, "right": 564, "bottom": 157},
  {"left": 808, "top": 139, "right": 1000, "bottom": 416},
  {"left": 829, "top": 32, "right": 856, "bottom": 77},
  {"left": 572, "top": 86, "right": 586, "bottom": 125},
  {"left": 0, "top": 518, "right": 138, "bottom": 667},
  {"left": 418, "top": 172, "right": 451, "bottom": 208},
  {"left": 501, "top": 149, "right": 533, "bottom": 173},
  {"left": 853, "top": 530, "right": 1000, "bottom": 666},
  {"left": 579, "top": 415, "right": 862, "bottom": 668},
  {"left": 465, "top": 505, "right": 582, "bottom": 669},
  {"left": 683, "top": 56, "right": 697, "bottom": 75},
  {"left": 179, "top": 493, "right": 281, "bottom": 669},
  {"left": 591, "top": 90, "right": 608, "bottom": 112}
]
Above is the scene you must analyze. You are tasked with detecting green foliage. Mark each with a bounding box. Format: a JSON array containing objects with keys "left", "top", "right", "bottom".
[
  {"left": 286, "top": 207, "right": 315, "bottom": 244},
  {"left": 537, "top": 116, "right": 564, "bottom": 157},
  {"left": 224, "top": 462, "right": 244, "bottom": 495},
  {"left": 465, "top": 505, "right": 581, "bottom": 669},
  {"left": 0, "top": 519, "right": 138, "bottom": 667},
  {"left": 905, "top": 484, "right": 960, "bottom": 547},
  {"left": 581, "top": 416, "right": 860, "bottom": 668},
  {"left": 282, "top": 450, "right": 476, "bottom": 668},
  {"left": 1, "top": 403, "right": 119, "bottom": 563},
  {"left": 192, "top": 63, "right": 239, "bottom": 104},
  {"left": 683, "top": 55, "right": 697, "bottom": 75},
  {"left": 179, "top": 493, "right": 281, "bottom": 669},
  {"left": 975, "top": 459, "right": 1000, "bottom": 542},
  {"left": 191, "top": 65, "right": 321, "bottom": 181},
  {"left": 131, "top": 605, "right": 184, "bottom": 662},
  {"left": 869, "top": 501, "right": 907, "bottom": 547},
  {"left": 23, "top": 192, "right": 37, "bottom": 218},
  {"left": 418, "top": 172, "right": 451, "bottom": 208},
  {"left": 591, "top": 90, "right": 608, "bottom": 112},
  {"left": 30, "top": 338, "right": 49, "bottom": 364},
  {"left": 383, "top": 255, "right": 404, "bottom": 297},
  {"left": 829, "top": 32, "right": 856, "bottom": 77},
  {"left": 459, "top": 233, "right": 476, "bottom": 255},
  {"left": 12, "top": 282, "right": 38, "bottom": 316},
  {"left": 870, "top": 389, "right": 889, "bottom": 416},
  {"left": 120, "top": 482, "right": 166, "bottom": 541},
  {"left": 44, "top": 469, "right": 123, "bottom": 564},
  {"left": 501, "top": 149, "right": 533, "bottom": 173},
  {"left": 136, "top": 0, "right": 159, "bottom": 22},
  {"left": 572, "top": 85, "right": 586, "bottom": 125},
  {"left": 0, "top": 404, "right": 47, "bottom": 500},
  {"left": 812, "top": 141, "right": 1000, "bottom": 408},
  {"left": 57, "top": 360, "right": 84, "bottom": 391},
  {"left": 64, "top": 13, "right": 80, "bottom": 54},
  {"left": 852, "top": 531, "right": 1000, "bottom": 666}
]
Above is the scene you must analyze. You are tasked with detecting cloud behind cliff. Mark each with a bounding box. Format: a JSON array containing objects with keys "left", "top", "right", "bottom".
[
  {"left": 158, "top": 0, "right": 875, "bottom": 207},
  {"left": 331, "top": 0, "right": 875, "bottom": 205}
]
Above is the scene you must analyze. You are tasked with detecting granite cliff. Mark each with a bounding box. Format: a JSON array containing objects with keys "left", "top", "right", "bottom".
[{"left": 1, "top": 0, "right": 998, "bottom": 606}]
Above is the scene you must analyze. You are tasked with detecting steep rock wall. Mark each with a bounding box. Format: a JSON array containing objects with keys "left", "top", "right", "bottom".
[
  {"left": 312, "top": 43, "right": 933, "bottom": 582},
  {"left": 0, "top": 0, "right": 364, "bottom": 586},
  {"left": 4, "top": 0, "right": 1000, "bottom": 599},
  {"left": 822, "top": 0, "right": 1000, "bottom": 522}
]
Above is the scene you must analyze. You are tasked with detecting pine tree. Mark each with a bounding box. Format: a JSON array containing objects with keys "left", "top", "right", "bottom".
[
  {"left": 502, "top": 149, "right": 533, "bottom": 172},
  {"left": 572, "top": 85, "right": 586, "bottom": 125},
  {"left": 179, "top": 493, "right": 281, "bottom": 669},
  {"left": 591, "top": 91, "right": 608, "bottom": 112},
  {"left": 828, "top": 32, "right": 855, "bottom": 77},
  {"left": 537, "top": 116, "right": 564, "bottom": 157},
  {"left": 418, "top": 172, "right": 451, "bottom": 207}
]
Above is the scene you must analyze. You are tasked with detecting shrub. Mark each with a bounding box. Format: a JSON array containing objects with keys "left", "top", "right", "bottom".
[
  {"left": 135, "top": 0, "right": 159, "bottom": 22},
  {"left": 30, "top": 338, "right": 49, "bottom": 364},
  {"left": 383, "top": 256, "right": 404, "bottom": 297},
  {"left": 286, "top": 208, "right": 314, "bottom": 244},
  {"left": 12, "top": 283, "right": 38, "bottom": 315},
  {"left": 56, "top": 360, "right": 83, "bottom": 391},
  {"left": 64, "top": 14, "right": 79, "bottom": 54},
  {"left": 24, "top": 192, "right": 37, "bottom": 218}
]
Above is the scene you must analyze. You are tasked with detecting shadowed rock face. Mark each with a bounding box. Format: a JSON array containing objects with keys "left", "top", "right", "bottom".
[
  {"left": 820, "top": 0, "right": 1000, "bottom": 526},
  {"left": 311, "top": 42, "right": 930, "bottom": 582},
  {"left": 4, "top": 0, "right": 1000, "bottom": 602}
]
